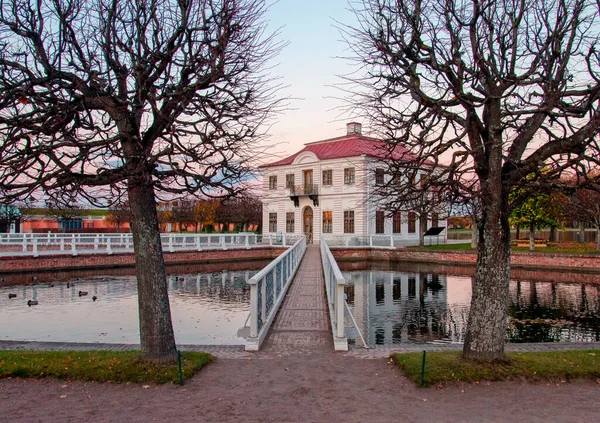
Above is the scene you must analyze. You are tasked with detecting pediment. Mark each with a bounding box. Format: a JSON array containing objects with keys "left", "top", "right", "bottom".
[{"left": 293, "top": 151, "right": 318, "bottom": 165}]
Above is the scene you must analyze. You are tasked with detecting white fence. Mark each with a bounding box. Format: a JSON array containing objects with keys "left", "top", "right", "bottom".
[
  {"left": 320, "top": 239, "right": 348, "bottom": 351},
  {"left": 245, "top": 236, "right": 307, "bottom": 351},
  {"left": 322, "top": 234, "right": 449, "bottom": 248},
  {"left": 0, "top": 233, "right": 303, "bottom": 257}
]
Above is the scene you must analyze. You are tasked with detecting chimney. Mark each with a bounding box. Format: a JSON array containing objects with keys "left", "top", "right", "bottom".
[{"left": 346, "top": 122, "right": 362, "bottom": 135}]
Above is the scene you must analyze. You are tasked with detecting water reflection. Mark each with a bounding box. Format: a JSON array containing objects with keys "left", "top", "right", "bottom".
[
  {"left": 0, "top": 269, "right": 257, "bottom": 345},
  {"left": 344, "top": 267, "right": 600, "bottom": 346}
]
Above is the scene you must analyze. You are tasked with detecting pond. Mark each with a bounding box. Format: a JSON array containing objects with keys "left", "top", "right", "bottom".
[
  {"left": 0, "top": 264, "right": 265, "bottom": 345},
  {"left": 342, "top": 262, "right": 600, "bottom": 346}
]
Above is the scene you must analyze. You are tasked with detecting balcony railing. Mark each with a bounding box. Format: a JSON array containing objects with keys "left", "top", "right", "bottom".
[
  {"left": 289, "top": 184, "right": 319, "bottom": 196},
  {"left": 289, "top": 184, "right": 319, "bottom": 207}
]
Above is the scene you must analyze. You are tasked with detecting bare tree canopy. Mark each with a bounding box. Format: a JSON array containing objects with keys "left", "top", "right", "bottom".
[
  {"left": 0, "top": 0, "right": 282, "bottom": 205},
  {"left": 0, "top": 0, "right": 283, "bottom": 362},
  {"left": 343, "top": 0, "right": 600, "bottom": 361}
]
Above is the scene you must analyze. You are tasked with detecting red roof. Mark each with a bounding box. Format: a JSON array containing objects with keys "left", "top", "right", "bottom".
[{"left": 261, "top": 134, "right": 421, "bottom": 168}]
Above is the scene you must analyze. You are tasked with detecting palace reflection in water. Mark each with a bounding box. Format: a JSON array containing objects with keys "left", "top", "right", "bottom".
[{"left": 343, "top": 266, "right": 600, "bottom": 346}]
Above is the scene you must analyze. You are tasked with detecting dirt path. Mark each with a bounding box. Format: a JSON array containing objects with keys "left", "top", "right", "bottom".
[{"left": 1, "top": 353, "right": 599, "bottom": 423}]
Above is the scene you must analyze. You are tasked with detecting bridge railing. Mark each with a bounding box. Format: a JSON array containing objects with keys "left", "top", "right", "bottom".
[
  {"left": 245, "top": 236, "right": 307, "bottom": 351},
  {"left": 0, "top": 233, "right": 297, "bottom": 257},
  {"left": 320, "top": 239, "right": 348, "bottom": 351}
]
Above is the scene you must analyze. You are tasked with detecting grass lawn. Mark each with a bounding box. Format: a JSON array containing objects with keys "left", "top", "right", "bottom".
[
  {"left": 0, "top": 350, "right": 212, "bottom": 384},
  {"left": 414, "top": 242, "right": 600, "bottom": 254},
  {"left": 413, "top": 243, "right": 473, "bottom": 251},
  {"left": 394, "top": 350, "right": 600, "bottom": 387}
]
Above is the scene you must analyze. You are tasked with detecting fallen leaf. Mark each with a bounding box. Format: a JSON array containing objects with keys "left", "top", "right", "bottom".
[
  {"left": 60, "top": 395, "right": 67, "bottom": 399},
  {"left": 142, "top": 385, "right": 150, "bottom": 389},
  {"left": 422, "top": 399, "right": 428, "bottom": 402}
]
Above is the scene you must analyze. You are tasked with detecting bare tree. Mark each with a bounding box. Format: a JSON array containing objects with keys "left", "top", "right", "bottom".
[
  {"left": 106, "top": 201, "right": 131, "bottom": 233},
  {"left": 566, "top": 187, "right": 600, "bottom": 249},
  {"left": 0, "top": 0, "right": 283, "bottom": 362},
  {"left": 344, "top": 0, "right": 600, "bottom": 361},
  {"left": 169, "top": 198, "right": 196, "bottom": 232},
  {"left": 223, "top": 192, "right": 262, "bottom": 232}
]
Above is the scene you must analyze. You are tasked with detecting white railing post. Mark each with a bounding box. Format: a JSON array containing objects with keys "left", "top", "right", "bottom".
[
  {"left": 336, "top": 278, "right": 345, "bottom": 338},
  {"left": 94, "top": 235, "right": 99, "bottom": 250},
  {"left": 261, "top": 277, "right": 267, "bottom": 326},
  {"left": 245, "top": 235, "right": 250, "bottom": 249},
  {"left": 221, "top": 235, "right": 226, "bottom": 250},
  {"left": 282, "top": 233, "right": 287, "bottom": 246},
  {"left": 107, "top": 237, "right": 112, "bottom": 255},
  {"left": 369, "top": 235, "right": 373, "bottom": 247},
  {"left": 345, "top": 236, "right": 349, "bottom": 247},
  {"left": 60, "top": 238, "right": 65, "bottom": 252},
  {"left": 23, "top": 235, "right": 28, "bottom": 252},
  {"left": 249, "top": 279, "right": 258, "bottom": 338},
  {"left": 71, "top": 237, "right": 78, "bottom": 256},
  {"left": 169, "top": 235, "right": 174, "bottom": 253},
  {"left": 390, "top": 235, "right": 393, "bottom": 247},
  {"left": 32, "top": 238, "right": 38, "bottom": 257}
]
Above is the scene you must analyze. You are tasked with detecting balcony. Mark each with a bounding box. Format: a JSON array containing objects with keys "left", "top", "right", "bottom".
[{"left": 289, "top": 184, "right": 319, "bottom": 207}]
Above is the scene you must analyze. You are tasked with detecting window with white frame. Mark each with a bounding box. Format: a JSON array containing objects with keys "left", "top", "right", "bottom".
[
  {"left": 269, "top": 212, "right": 277, "bottom": 232},
  {"left": 322, "top": 211, "right": 332, "bottom": 233},
  {"left": 344, "top": 168, "right": 355, "bottom": 185},
  {"left": 286, "top": 212, "right": 295, "bottom": 233},
  {"left": 375, "top": 210, "right": 385, "bottom": 234},
  {"left": 344, "top": 210, "right": 355, "bottom": 233},
  {"left": 286, "top": 174, "right": 295, "bottom": 189},
  {"left": 408, "top": 212, "right": 416, "bottom": 233},
  {"left": 393, "top": 212, "right": 402, "bottom": 233},
  {"left": 375, "top": 168, "right": 385, "bottom": 186},
  {"left": 269, "top": 175, "right": 277, "bottom": 190},
  {"left": 322, "top": 170, "right": 332, "bottom": 186}
]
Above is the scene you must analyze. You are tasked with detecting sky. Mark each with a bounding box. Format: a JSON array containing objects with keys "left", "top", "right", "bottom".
[{"left": 263, "top": 0, "right": 360, "bottom": 161}]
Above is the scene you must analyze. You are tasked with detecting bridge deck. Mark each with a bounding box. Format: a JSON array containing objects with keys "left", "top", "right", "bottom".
[{"left": 261, "top": 245, "right": 333, "bottom": 354}]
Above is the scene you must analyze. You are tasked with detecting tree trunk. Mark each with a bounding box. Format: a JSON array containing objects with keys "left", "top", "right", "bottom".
[
  {"left": 549, "top": 226, "right": 555, "bottom": 242},
  {"left": 471, "top": 223, "right": 478, "bottom": 249},
  {"left": 515, "top": 224, "right": 520, "bottom": 240},
  {"left": 529, "top": 222, "right": 535, "bottom": 251},
  {"left": 579, "top": 221, "right": 585, "bottom": 243},
  {"left": 419, "top": 214, "right": 426, "bottom": 247},
  {"left": 463, "top": 204, "right": 511, "bottom": 361},
  {"left": 463, "top": 121, "right": 511, "bottom": 362},
  {"left": 128, "top": 180, "right": 177, "bottom": 364}
]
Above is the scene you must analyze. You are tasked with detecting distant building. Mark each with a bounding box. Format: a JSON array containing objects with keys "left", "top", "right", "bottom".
[{"left": 260, "top": 122, "right": 447, "bottom": 243}]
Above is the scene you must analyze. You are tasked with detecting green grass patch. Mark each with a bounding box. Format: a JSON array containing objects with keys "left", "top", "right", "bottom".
[
  {"left": 394, "top": 350, "right": 600, "bottom": 387},
  {"left": 411, "top": 243, "right": 473, "bottom": 250},
  {"left": 0, "top": 350, "right": 212, "bottom": 384},
  {"left": 412, "top": 243, "right": 600, "bottom": 254}
]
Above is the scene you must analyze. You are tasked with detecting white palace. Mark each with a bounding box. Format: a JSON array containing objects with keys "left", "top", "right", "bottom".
[{"left": 260, "top": 122, "right": 446, "bottom": 244}]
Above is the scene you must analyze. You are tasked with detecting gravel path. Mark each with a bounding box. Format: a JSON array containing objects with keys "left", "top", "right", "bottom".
[{"left": 1, "top": 352, "right": 599, "bottom": 423}]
